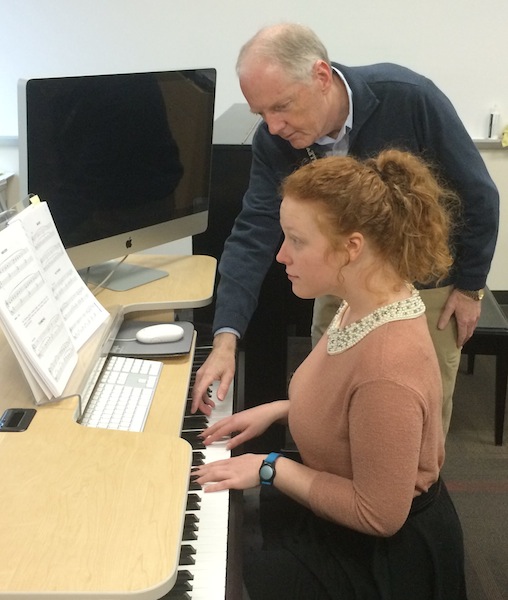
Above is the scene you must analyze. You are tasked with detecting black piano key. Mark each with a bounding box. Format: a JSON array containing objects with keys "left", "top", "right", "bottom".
[
  {"left": 186, "top": 493, "right": 201, "bottom": 511},
  {"left": 182, "top": 526, "right": 198, "bottom": 538},
  {"left": 192, "top": 451, "right": 205, "bottom": 467},
  {"left": 162, "top": 593, "right": 191, "bottom": 600},
  {"left": 184, "top": 388, "right": 212, "bottom": 415},
  {"left": 184, "top": 513, "right": 199, "bottom": 529},
  {"left": 185, "top": 513, "right": 199, "bottom": 525},
  {"left": 181, "top": 529, "right": 198, "bottom": 541},
  {"left": 179, "top": 545, "right": 196, "bottom": 566},
  {"left": 183, "top": 417, "right": 208, "bottom": 428},
  {"left": 182, "top": 516, "right": 199, "bottom": 541},
  {"left": 181, "top": 431, "right": 205, "bottom": 449},
  {"left": 179, "top": 544, "right": 196, "bottom": 556},
  {"left": 163, "top": 590, "right": 192, "bottom": 600},
  {"left": 171, "top": 572, "right": 193, "bottom": 592},
  {"left": 160, "top": 569, "right": 194, "bottom": 599},
  {"left": 182, "top": 415, "right": 208, "bottom": 430},
  {"left": 177, "top": 569, "right": 194, "bottom": 582},
  {"left": 188, "top": 479, "right": 201, "bottom": 491}
]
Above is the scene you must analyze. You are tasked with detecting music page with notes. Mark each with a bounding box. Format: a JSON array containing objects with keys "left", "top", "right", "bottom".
[{"left": 0, "top": 199, "right": 109, "bottom": 401}]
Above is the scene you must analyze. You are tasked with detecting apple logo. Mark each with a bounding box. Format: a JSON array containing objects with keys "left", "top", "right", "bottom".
[{"left": 125, "top": 237, "right": 133, "bottom": 249}]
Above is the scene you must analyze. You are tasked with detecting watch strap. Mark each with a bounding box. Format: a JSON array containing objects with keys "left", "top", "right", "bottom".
[{"left": 456, "top": 288, "right": 484, "bottom": 301}]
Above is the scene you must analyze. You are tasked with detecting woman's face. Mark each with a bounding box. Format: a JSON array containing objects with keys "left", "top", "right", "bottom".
[{"left": 277, "top": 195, "right": 345, "bottom": 299}]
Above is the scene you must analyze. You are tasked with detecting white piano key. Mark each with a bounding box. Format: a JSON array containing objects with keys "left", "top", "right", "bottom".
[
  {"left": 165, "top": 348, "right": 240, "bottom": 600},
  {"left": 179, "top": 376, "right": 234, "bottom": 599}
]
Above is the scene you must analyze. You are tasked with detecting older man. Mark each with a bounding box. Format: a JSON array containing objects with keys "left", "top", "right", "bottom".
[{"left": 192, "top": 23, "right": 499, "bottom": 436}]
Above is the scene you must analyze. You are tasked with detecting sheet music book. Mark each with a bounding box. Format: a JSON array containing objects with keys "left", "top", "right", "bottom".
[{"left": 0, "top": 198, "right": 109, "bottom": 402}]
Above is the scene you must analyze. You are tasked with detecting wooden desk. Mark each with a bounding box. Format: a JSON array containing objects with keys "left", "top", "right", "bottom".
[
  {"left": 94, "top": 253, "right": 217, "bottom": 315},
  {"left": 0, "top": 254, "right": 216, "bottom": 598}
]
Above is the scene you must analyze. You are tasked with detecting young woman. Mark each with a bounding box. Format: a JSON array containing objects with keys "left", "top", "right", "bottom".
[{"left": 193, "top": 150, "right": 467, "bottom": 599}]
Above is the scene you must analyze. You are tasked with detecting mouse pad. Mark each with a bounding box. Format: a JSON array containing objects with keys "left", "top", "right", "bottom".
[{"left": 110, "top": 320, "right": 194, "bottom": 357}]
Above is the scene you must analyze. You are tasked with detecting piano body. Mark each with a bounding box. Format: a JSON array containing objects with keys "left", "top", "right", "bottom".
[{"left": 162, "top": 342, "right": 245, "bottom": 600}]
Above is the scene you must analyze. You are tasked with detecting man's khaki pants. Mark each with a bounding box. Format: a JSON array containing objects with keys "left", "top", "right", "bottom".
[{"left": 311, "top": 286, "right": 460, "bottom": 437}]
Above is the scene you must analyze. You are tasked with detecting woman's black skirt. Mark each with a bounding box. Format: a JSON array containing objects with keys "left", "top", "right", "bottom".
[{"left": 244, "top": 478, "right": 467, "bottom": 600}]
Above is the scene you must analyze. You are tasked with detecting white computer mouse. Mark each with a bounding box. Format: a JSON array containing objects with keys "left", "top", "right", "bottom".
[{"left": 135, "top": 323, "right": 185, "bottom": 344}]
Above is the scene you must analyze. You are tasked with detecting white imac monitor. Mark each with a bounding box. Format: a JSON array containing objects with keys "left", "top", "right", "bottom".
[{"left": 18, "top": 68, "right": 216, "bottom": 289}]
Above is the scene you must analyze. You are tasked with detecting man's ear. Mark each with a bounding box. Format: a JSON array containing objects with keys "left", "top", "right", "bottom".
[{"left": 313, "top": 59, "right": 333, "bottom": 90}]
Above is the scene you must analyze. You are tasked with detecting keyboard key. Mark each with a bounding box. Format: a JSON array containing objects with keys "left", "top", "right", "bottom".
[{"left": 80, "top": 355, "right": 162, "bottom": 432}]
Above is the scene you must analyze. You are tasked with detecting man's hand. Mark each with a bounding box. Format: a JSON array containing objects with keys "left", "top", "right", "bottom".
[
  {"left": 190, "top": 332, "right": 237, "bottom": 415},
  {"left": 438, "top": 288, "right": 482, "bottom": 347}
]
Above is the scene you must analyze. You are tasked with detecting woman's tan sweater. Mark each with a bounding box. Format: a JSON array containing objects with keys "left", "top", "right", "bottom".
[{"left": 288, "top": 312, "right": 444, "bottom": 537}]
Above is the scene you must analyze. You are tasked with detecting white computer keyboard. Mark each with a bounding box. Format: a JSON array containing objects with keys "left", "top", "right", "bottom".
[{"left": 80, "top": 355, "right": 162, "bottom": 432}]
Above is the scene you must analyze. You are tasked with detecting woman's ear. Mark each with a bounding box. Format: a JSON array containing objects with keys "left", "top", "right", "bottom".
[{"left": 345, "top": 233, "right": 364, "bottom": 262}]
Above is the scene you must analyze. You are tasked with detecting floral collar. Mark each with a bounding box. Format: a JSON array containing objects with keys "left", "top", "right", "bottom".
[{"left": 327, "top": 288, "right": 425, "bottom": 355}]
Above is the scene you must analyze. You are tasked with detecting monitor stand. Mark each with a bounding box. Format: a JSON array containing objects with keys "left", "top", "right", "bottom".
[{"left": 79, "top": 260, "right": 168, "bottom": 291}]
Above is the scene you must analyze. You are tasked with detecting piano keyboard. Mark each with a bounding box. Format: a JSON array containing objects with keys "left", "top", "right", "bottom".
[{"left": 164, "top": 345, "right": 242, "bottom": 600}]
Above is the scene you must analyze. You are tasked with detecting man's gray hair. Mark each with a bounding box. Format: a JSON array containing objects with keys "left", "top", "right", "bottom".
[{"left": 236, "top": 23, "right": 331, "bottom": 82}]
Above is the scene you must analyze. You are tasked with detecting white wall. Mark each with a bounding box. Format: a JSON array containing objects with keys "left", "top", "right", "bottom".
[
  {"left": 2, "top": 0, "right": 508, "bottom": 137},
  {"left": 2, "top": 1, "right": 508, "bottom": 137},
  {"left": 483, "top": 151, "right": 508, "bottom": 290},
  {"left": 1, "top": 0, "right": 507, "bottom": 281}
]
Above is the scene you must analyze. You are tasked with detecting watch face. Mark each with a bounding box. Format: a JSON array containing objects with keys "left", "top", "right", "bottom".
[
  {"left": 259, "top": 464, "right": 274, "bottom": 481},
  {"left": 259, "top": 452, "right": 281, "bottom": 486}
]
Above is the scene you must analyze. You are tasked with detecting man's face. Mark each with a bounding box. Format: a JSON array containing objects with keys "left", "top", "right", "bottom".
[{"left": 239, "top": 59, "right": 335, "bottom": 149}]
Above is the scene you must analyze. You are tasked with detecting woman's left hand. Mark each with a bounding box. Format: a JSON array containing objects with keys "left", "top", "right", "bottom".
[{"left": 192, "top": 453, "right": 263, "bottom": 492}]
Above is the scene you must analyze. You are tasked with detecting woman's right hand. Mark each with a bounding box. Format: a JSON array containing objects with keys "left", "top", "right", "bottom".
[{"left": 200, "top": 400, "right": 289, "bottom": 451}]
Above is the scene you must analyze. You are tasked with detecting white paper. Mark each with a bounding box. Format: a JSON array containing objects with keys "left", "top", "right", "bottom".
[
  {"left": 0, "top": 200, "right": 109, "bottom": 399},
  {"left": 10, "top": 201, "right": 109, "bottom": 349}
]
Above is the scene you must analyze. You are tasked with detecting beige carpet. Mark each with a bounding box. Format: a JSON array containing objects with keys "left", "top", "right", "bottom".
[{"left": 444, "top": 353, "right": 508, "bottom": 600}]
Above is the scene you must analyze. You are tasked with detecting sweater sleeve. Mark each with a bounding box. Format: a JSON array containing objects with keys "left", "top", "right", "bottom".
[
  {"left": 412, "top": 81, "right": 499, "bottom": 289},
  {"left": 213, "top": 126, "right": 304, "bottom": 336},
  {"left": 308, "top": 379, "right": 431, "bottom": 536}
]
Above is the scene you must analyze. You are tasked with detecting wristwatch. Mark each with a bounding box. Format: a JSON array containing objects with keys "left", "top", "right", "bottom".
[
  {"left": 259, "top": 452, "right": 282, "bottom": 486},
  {"left": 456, "top": 288, "right": 485, "bottom": 301}
]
